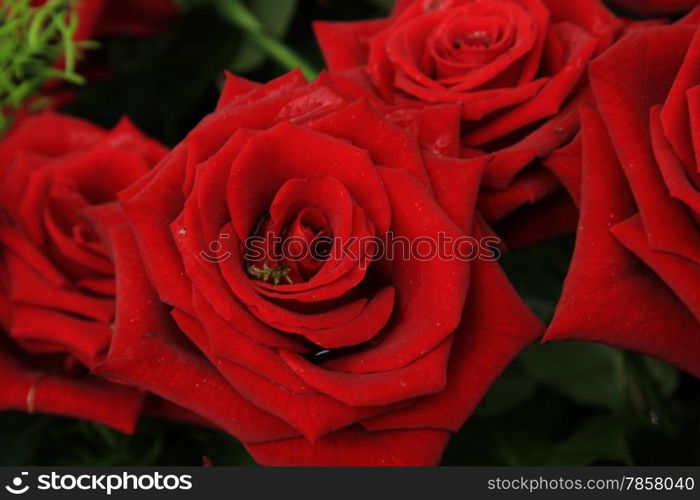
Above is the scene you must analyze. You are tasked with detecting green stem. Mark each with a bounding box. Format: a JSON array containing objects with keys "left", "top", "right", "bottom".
[
  {"left": 624, "top": 353, "right": 677, "bottom": 438},
  {"left": 215, "top": 0, "right": 318, "bottom": 81},
  {"left": 0, "top": 0, "right": 89, "bottom": 133}
]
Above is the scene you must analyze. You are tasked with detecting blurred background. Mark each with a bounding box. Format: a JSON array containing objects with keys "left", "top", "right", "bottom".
[{"left": 1, "top": 0, "right": 699, "bottom": 466}]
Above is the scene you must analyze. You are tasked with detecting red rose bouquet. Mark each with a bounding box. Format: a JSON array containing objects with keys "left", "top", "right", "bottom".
[{"left": 1, "top": 0, "right": 699, "bottom": 469}]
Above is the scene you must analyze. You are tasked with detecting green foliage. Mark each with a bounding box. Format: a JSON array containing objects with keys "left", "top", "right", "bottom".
[
  {"left": 367, "top": 0, "right": 396, "bottom": 12},
  {"left": 542, "top": 416, "right": 632, "bottom": 466},
  {"left": 0, "top": 413, "right": 254, "bottom": 466},
  {"left": 500, "top": 235, "right": 574, "bottom": 323},
  {"left": 0, "top": 0, "right": 91, "bottom": 132},
  {"left": 64, "top": 6, "right": 242, "bottom": 146},
  {"left": 248, "top": 262, "right": 294, "bottom": 285},
  {"left": 520, "top": 342, "right": 627, "bottom": 410},
  {"left": 443, "top": 340, "right": 696, "bottom": 466},
  {"left": 216, "top": 0, "right": 316, "bottom": 79},
  {"left": 228, "top": 0, "right": 298, "bottom": 74},
  {"left": 176, "top": 0, "right": 316, "bottom": 79},
  {"left": 441, "top": 237, "right": 698, "bottom": 466}
]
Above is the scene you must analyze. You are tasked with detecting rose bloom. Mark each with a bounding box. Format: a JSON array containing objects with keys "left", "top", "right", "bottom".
[
  {"left": 32, "top": 0, "right": 178, "bottom": 40},
  {"left": 546, "top": 15, "right": 700, "bottom": 376},
  {"left": 0, "top": 112, "right": 167, "bottom": 431},
  {"left": 79, "top": 0, "right": 178, "bottom": 39},
  {"left": 94, "top": 70, "right": 544, "bottom": 465},
  {"left": 314, "top": 0, "right": 623, "bottom": 247},
  {"left": 606, "top": 0, "right": 700, "bottom": 18}
]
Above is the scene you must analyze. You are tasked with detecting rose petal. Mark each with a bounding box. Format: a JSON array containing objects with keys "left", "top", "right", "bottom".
[
  {"left": 546, "top": 107, "right": 700, "bottom": 376},
  {"left": 227, "top": 121, "right": 391, "bottom": 240},
  {"left": 246, "top": 427, "right": 450, "bottom": 466},
  {"left": 98, "top": 224, "right": 296, "bottom": 443},
  {"left": 279, "top": 336, "right": 452, "bottom": 407},
  {"left": 361, "top": 251, "right": 542, "bottom": 432},
  {"left": 314, "top": 20, "right": 391, "bottom": 71},
  {"left": 591, "top": 25, "right": 700, "bottom": 264},
  {"left": 0, "top": 345, "right": 143, "bottom": 433},
  {"left": 325, "top": 167, "right": 469, "bottom": 373}
]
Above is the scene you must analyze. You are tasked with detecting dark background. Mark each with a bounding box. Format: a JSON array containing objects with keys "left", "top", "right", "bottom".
[{"left": 2, "top": 0, "right": 698, "bottom": 466}]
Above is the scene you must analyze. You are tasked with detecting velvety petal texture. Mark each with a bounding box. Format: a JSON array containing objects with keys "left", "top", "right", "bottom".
[
  {"left": 314, "top": 0, "right": 623, "bottom": 247},
  {"left": 100, "top": 71, "right": 544, "bottom": 465},
  {"left": 546, "top": 22, "right": 700, "bottom": 377},
  {"left": 0, "top": 111, "right": 167, "bottom": 430}
]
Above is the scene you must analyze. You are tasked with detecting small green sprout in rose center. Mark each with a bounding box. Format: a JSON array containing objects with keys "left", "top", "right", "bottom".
[{"left": 248, "top": 262, "right": 293, "bottom": 285}]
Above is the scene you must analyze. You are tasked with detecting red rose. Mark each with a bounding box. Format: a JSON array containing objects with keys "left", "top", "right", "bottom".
[
  {"left": 0, "top": 111, "right": 167, "bottom": 430},
  {"left": 31, "top": 0, "right": 178, "bottom": 41},
  {"left": 95, "top": 70, "right": 543, "bottom": 465},
  {"left": 606, "top": 0, "right": 700, "bottom": 17},
  {"left": 314, "top": 0, "right": 623, "bottom": 247},
  {"left": 76, "top": 0, "right": 179, "bottom": 39},
  {"left": 546, "top": 19, "right": 700, "bottom": 376}
]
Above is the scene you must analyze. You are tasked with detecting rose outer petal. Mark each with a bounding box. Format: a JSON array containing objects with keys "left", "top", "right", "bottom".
[
  {"left": 591, "top": 25, "right": 700, "bottom": 265},
  {"left": 246, "top": 427, "right": 451, "bottom": 466},
  {"left": 0, "top": 342, "right": 143, "bottom": 434},
  {"left": 545, "top": 108, "right": 700, "bottom": 376},
  {"left": 361, "top": 248, "right": 543, "bottom": 432},
  {"left": 96, "top": 225, "right": 298, "bottom": 443}
]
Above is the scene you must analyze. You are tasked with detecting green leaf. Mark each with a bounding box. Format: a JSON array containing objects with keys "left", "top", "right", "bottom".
[
  {"left": 475, "top": 368, "right": 537, "bottom": 417},
  {"left": 249, "top": 0, "right": 297, "bottom": 38},
  {"left": 229, "top": 37, "right": 266, "bottom": 73},
  {"left": 228, "top": 0, "right": 297, "bottom": 73},
  {"left": 216, "top": 0, "right": 317, "bottom": 79},
  {"left": 367, "top": 0, "right": 396, "bottom": 13},
  {"left": 501, "top": 236, "right": 574, "bottom": 323},
  {"left": 543, "top": 417, "right": 632, "bottom": 465},
  {"left": 624, "top": 353, "right": 679, "bottom": 438},
  {"left": 0, "top": 0, "right": 89, "bottom": 133},
  {"left": 0, "top": 412, "right": 256, "bottom": 466},
  {"left": 519, "top": 342, "right": 626, "bottom": 410},
  {"left": 65, "top": 7, "right": 242, "bottom": 146},
  {"left": 642, "top": 356, "right": 680, "bottom": 397},
  {"left": 0, "top": 413, "right": 50, "bottom": 466},
  {"left": 443, "top": 390, "right": 576, "bottom": 465}
]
